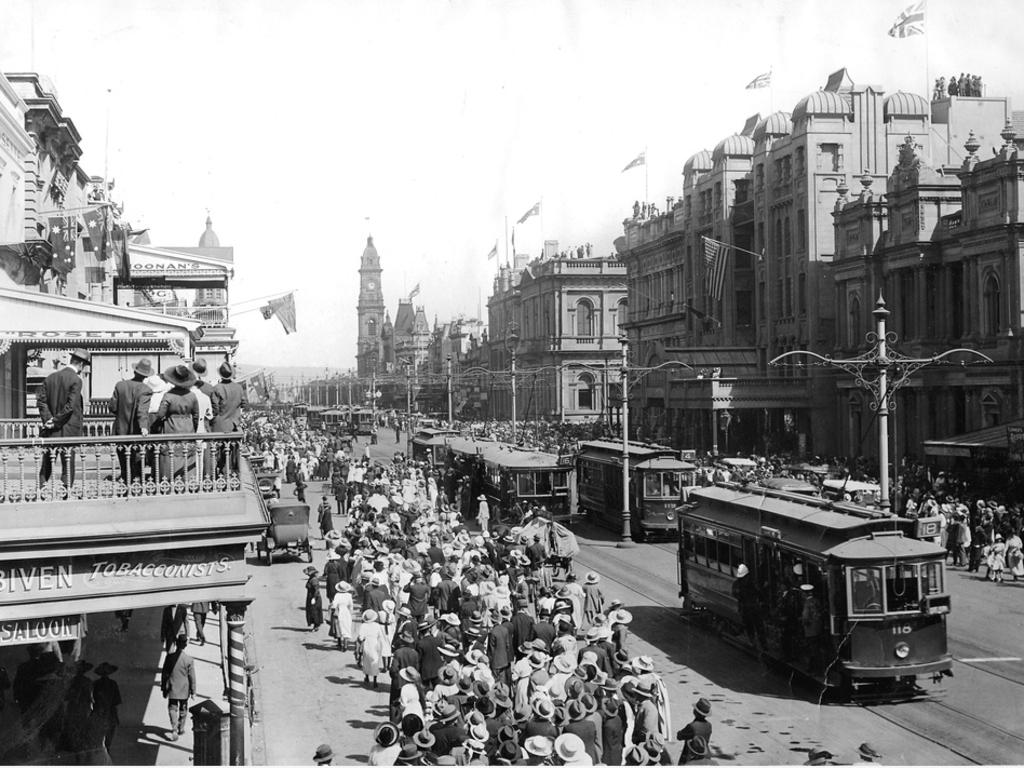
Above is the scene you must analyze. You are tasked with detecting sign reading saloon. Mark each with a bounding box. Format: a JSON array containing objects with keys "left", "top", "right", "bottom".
[
  {"left": 0, "top": 547, "right": 244, "bottom": 607},
  {"left": 0, "top": 615, "right": 82, "bottom": 647}
]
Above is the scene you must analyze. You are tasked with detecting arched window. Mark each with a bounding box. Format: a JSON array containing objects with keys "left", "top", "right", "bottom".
[
  {"left": 367, "top": 317, "right": 377, "bottom": 337},
  {"left": 983, "top": 273, "right": 1001, "bottom": 336},
  {"left": 577, "top": 373, "right": 595, "bottom": 410},
  {"left": 576, "top": 299, "right": 595, "bottom": 337},
  {"left": 612, "top": 298, "right": 628, "bottom": 335},
  {"left": 783, "top": 217, "right": 792, "bottom": 254},
  {"left": 848, "top": 294, "right": 861, "bottom": 347}
]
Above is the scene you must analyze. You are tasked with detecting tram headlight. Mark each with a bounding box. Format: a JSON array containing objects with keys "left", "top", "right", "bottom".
[
  {"left": 894, "top": 642, "right": 911, "bottom": 659},
  {"left": 666, "top": 511, "right": 676, "bottom": 522}
]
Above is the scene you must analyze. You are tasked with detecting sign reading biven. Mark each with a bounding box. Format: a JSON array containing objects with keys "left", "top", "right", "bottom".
[{"left": 0, "top": 546, "right": 244, "bottom": 608}]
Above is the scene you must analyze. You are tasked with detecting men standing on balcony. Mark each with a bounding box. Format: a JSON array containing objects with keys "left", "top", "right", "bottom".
[
  {"left": 211, "top": 362, "right": 248, "bottom": 474},
  {"left": 109, "top": 358, "right": 153, "bottom": 486},
  {"left": 191, "top": 359, "right": 215, "bottom": 479},
  {"left": 38, "top": 348, "right": 90, "bottom": 488}
]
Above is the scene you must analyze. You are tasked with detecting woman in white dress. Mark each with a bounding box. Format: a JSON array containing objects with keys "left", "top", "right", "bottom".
[
  {"left": 357, "top": 609, "right": 388, "bottom": 689},
  {"left": 331, "top": 581, "right": 355, "bottom": 651}
]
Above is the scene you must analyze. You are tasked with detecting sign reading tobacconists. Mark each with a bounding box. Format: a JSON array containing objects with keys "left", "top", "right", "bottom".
[
  {"left": 0, "top": 547, "right": 243, "bottom": 604},
  {"left": 0, "top": 615, "right": 83, "bottom": 646}
]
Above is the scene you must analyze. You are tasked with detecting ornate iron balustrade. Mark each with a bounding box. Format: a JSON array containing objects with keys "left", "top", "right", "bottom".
[
  {"left": 0, "top": 432, "right": 245, "bottom": 504},
  {"left": 0, "top": 418, "right": 114, "bottom": 440}
]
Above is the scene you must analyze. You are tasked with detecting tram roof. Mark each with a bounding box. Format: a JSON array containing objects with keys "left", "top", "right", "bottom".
[
  {"left": 825, "top": 533, "right": 946, "bottom": 561},
  {"left": 578, "top": 439, "right": 679, "bottom": 461},
  {"left": 635, "top": 457, "right": 697, "bottom": 470},
  {"left": 691, "top": 485, "right": 873, "bottom": 531},
  {"left": 447, "top": 437, "right": 563, "bottom": 470},
  {"left": 414, "top": 427, "right": 460, "bottom": 440}
]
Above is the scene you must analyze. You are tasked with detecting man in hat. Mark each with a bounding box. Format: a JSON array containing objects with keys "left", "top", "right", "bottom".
[
  {"left": 853, "top": 742, "right": 883, "bottom": 765},
  {"left": 160, "top": 635, "right": 195, "bottom": 741},
  {"left": 510, "top": 599, "right": 535, "bottom": 656},
  {"left": 416, "top": 618, "right": 444, "bottom": 688},
  {"left": 488, "top": 606, "right": 514, "bottom": 689},
  {"left": 109, "top": 358, "right": 154, "bottom": 483},
  {"left": 631, "top": 680, "right": 660, "bottom": 745},
  {"left": 799, "top": 584, "right": 825, "bottom": 673},
  {"left": 601, "top": 698, "right": 625, "bottom": 765},
  {"left": 403, "top": 572, "right": 432, "bottom": 624},
  {"left": 429, "top": 701, "right": 468, "bottom": 756},
  {"left": 731, "top": 564, "right": 764, "bottom": 651},
  {"left": 38, "top": 348, "right": 90, "bottom": 486},
  {"left": 92, "top": 662, "right": 121, "bottom": 752},
  {"left": 211, "top": 361, "right": 248, "bottom": 472},
  {"left": 676, "top": 697, "right": 712, "bottom": 761}
]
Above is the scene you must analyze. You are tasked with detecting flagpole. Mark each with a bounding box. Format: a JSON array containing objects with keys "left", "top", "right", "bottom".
[
  {"left": 644, "top": 146, "right": 648, "bottom": 204},
  {"left": 103, "top": 88, "right": 111, "bottom": 190},
  {"left": 504, "top": 216, "right": 510, "bottom": 268},
  {"left": 924, "top": 0, "right": 930, "bottom": 150}
]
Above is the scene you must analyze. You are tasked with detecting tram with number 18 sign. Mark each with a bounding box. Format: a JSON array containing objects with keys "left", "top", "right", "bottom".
[{"left": 677, "top": 483, "right": 951, "bottom": 698}]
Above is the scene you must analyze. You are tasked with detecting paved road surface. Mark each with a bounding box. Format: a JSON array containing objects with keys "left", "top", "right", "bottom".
[{"left": 250, "top": 431, "right": 1024, "bottom": 764}]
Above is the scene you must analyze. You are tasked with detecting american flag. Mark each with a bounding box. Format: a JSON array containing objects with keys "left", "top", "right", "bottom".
[
  {"left": 888, "top": 1, "right": 925, "bottom": 38},
  {"left": 703, "top": 236, "right": 730, "bottom": 301}
]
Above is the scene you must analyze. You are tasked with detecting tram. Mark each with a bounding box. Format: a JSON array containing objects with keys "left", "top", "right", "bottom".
[
  {"left": 677, "top": 483, "right": 951, "bottom": 697},
  {"left": 444, "top": 437, "right": 574, "bottom": 522},
  {"left": 321, "top": 409, "right": 346, "bottom": 435},
  {"left": 307, "top": 405, "right": 328, "bottom": 431},
  {"left": 411, "top": 426, "right": 460, "bottom": 466},
  {"left": 348, "top": 406, "right": 376, "bottom": 436},
  {"left": 291, "top": 403, "right": 308, "bottom": 427},
  {"left": 576, "top": 440, "right": 697, "bottom": 540}
]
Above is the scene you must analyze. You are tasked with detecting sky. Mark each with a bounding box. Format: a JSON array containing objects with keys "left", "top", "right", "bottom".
[{"left": 2, "top": 0, "right": 1023, "bottom": 369}]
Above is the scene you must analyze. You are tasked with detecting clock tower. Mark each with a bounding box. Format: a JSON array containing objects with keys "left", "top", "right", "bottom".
[{"left": 356, "top": 236, "right": 385, "bottom": 377}]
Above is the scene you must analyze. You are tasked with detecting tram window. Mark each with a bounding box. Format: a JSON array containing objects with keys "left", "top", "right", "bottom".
[
  {"left": 884, "top": 563, "right": 921, "bottom": 612},
  {"left": 553, "top": 471, "right": 570, "bottom": 492},
  {"left": 536, "top": 472, "right": 552, "bottom": 495},
  {"left": 517, "top": 475, "right": 536, "bottom": 495},
  {"left": 921, "top": 562, "right": 943, "bottom": 594},
  {"left": 644, "top": 474, "right": 661, "bottom": 497},
  {"left": 849, "top": 567, "right": 883, "bottom": 614},
  {"left": 693, "top": 535, "right": 707, "bottom": 565},
  {"left": 683, "top": 530, "right": 695, "bottom": 561}
]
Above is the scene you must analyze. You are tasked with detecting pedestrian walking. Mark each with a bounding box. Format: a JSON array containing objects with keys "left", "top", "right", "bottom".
[
  {"left": 160, "top": 635, "right": 195, "bottom": 741},
  {"left": 305, "top": 566, "right": 324, "bottom": 631},
  {"left": 161, "top": 604, "right": 188, "bottom": 654},
  {"left": 476, "top": 495, "right": 491, "bottom": 532},
  {"left": 357, "top": 609, "right": 389, "bottom": 689},
  {"left": 191, "top": 602, "right": 209, "bottom": 646},
  {"left": 331, "top": 582, "right": 355, "bottom": 651},
  {"left": 91, "top": 662, "right": 121, "bottom": 753},
  {"left": 313, "top": 743, "right": 334, "bottom": 765},
  {"left": 318, "top": 495, "right": 334, "bottom": 539}
]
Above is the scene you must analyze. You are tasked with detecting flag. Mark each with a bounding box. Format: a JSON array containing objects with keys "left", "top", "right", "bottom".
[
  {"left": 82, "top": 206, "right": 111, "bottom": 260},
  {"left": 745, "top": 71, "right": 772, "bottom": 89},
  {"left": 408, "top": 283, "right": 421, "bottom": 300},
  {"left": 111, "top": 223, "right": 130, "bottom": 278},
  {"left": 517, "top": 201, "right": 541, "bottom": 224},
  {"left": 888, "top": 1, "right": 924, "bottom": 37},
  {"left": 621, "top": 152, "right": 645, "bottom": 173},
  {"left": 486, "top": 241, "right": 498, "bottom": 260},
  {"left": 702, "top": 236, "right": 730, "bottom": 301},
  {"left": 47, "top": 216, "right": 77, "bottom": 276},
  {"left": 260, "top": 292, "right": 297, "bottom": 334},
  {"left": 511, "top": 229, "right": 515, "bottom": 259}
]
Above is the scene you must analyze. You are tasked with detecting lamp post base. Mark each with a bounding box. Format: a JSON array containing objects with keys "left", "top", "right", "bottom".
[{"left": 616, "top": 539, "right": 636, "bottom": 549}]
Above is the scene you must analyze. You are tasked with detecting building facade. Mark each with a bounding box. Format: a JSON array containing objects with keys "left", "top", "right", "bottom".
[
  {"left": 620, "top": 68, "right": 1011, "bottom": 456},
  {"left": 486, "top": 246, "right": 627, "bottom": 423},
  {"left": 833, "top": 124, "right": 1024, "bottom": 466}
]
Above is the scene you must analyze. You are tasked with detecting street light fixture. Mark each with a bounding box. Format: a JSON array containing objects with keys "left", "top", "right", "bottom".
[
  {"left": 771, "top": 295, "right": 992, "bottom": 512},
  {"left": 506, "top": 330, "right": 520, "bottom": 444}
]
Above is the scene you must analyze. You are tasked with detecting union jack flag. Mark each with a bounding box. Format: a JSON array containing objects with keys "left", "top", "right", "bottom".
[{"left": 888, "top": 1, "right": 925, "bottom": 38}]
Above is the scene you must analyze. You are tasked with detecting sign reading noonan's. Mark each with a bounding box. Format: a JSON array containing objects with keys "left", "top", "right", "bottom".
[{"left": 0, "top": 547, "right": 244, "bottom": 605}]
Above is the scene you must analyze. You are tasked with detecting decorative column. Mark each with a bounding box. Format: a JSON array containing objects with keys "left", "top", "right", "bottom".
[{"left": 224, "top": 601, "right": 250, "bottom": 765}]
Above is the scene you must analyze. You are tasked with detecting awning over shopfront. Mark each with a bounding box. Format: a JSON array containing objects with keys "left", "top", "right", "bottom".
[
  {"left": 663, "top": 346, "right": 760, "bottom": 375},
  {"left": 922, "top": 418, "right": 1024, "bottom": 458},
  {"left": 0, "top": 285, "right": 202, "bottom": 357}
]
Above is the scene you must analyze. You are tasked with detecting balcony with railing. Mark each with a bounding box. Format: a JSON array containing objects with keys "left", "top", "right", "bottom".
[
  {"left": 0, "top": 431, "right": 267, "bottom": 547},
  {"left": 137, "top": 304, "right": 230, "bottom": 328}
]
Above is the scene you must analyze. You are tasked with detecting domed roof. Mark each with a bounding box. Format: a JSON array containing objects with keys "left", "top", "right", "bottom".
[
  {"left": 683, "top": 150, "right": 712, "bottom": 174},
  {"left": 753, "top": 111, "right": 792, "bottom": 142},
  {"left": 883, "top": 91, "right": 929, "bottom": 119},
  {"left": 711, "top": 134, "right": 755, "bottom": 163},
  {"left": 792, "top": 91, "right": 851, "bottom": 122},
  {"left": 198, "top": 215, "right": 220, "bottom": 247},
  {"left": 361, "top": 235, "right": 380, "bottom": 267}
]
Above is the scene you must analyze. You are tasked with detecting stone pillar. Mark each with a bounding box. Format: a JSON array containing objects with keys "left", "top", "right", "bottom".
[
  {"left": 22, "top": 134, "right": 40, "bottom": 241},
  {"left": 224, "top": 602, "right": 250, "bottom": 765}
]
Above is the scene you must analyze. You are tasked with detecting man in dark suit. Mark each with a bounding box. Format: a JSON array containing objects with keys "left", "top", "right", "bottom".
[
  {"left": 487, "top": 606, "right": 514, "bottom": 690},
  {"left": 109, "top": 358, "right": 153, "bottom": 485},
  {"left": 38, "top": 348, "right": 89, "bottom": 487},
  {"left": 211, "top": 362, "right": 248, "bottom": 474},
  {"left": 160, "top": 635, "right": 195, "bottom": 741}
]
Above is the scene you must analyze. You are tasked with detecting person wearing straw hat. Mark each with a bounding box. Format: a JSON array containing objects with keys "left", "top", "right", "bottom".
[
  {"left": 676, "top": 697, "right": 712, "bottom": 763},
  {"left": 556, "top": 732, "right": 594, "bottom": 766},
  {"left": 476, "top": 494, "right": 491, "bottom": 533},
  {"left": 358, "top": 609, "right": 388, "bottom": 689},
  {"left": 608, "top": 608, "right": 633, "bottom": 656},
  {"left": 330, "top": 582, "right": 355, "bottom": 651},
  {"left": 523, "top": 734, "right": 555, "bottom": 765},
  {"left": 582, "top": 572, "right": 605, "bottom": 630},
  {"left": 313, "top": 743, "right": 334, "bottom": 765},
  {"left": 304, "top": 566, "right": 324, "bottom": 632},
  {"left": 368, "top": 723, "right": 401, "bottom": 766},
  {"left": 109, "top": 357, "right": 153, "bottom": 482}
]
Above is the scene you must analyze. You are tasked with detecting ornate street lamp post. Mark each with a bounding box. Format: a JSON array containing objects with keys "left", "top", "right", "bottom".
[
  {"left": 506, "top": 331, "right": 519, "bottom": 443},
  {"left": 771, "top": 295, "right": 991, "bottom": 512},
  {"left": 618, "top": 335, "right": 633, "bottom": 547}
]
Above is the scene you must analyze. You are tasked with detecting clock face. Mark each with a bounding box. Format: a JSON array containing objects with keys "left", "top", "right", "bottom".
[{"left": 367, "top": 281, "right": 376, "bottom": 289}]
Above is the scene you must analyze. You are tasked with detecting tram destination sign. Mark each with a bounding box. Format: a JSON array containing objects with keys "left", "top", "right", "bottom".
[{"left": 0, "top": 546, "right": 244, "bottom": 611}]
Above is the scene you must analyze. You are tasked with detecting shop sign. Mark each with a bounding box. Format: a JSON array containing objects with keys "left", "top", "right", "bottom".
[
  {"left": 0, "top": 330, "right": 178, "bottom": 341},
  {"left": 1007, "top": 425, "right": 1024, "bottom": 463},
  {"left": 0, "top": 614, "right": 82, "bottom": 646},
  {"left": 0, "top": 547, "right": 243, "bottom": 604}
]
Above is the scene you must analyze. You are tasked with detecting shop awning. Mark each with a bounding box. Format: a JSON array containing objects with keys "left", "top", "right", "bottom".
[
  {"left": 0, "top": 286, "right": 201, "bottom": 356},
  {"left": 922, "top": 419, "right": 1024, "bottom": 458},
  {"left": 662, "top": 346, "right": 759, "bottom": 373},
  {"left": 127, "top": 243, "right": 233, "bottom": 287}
]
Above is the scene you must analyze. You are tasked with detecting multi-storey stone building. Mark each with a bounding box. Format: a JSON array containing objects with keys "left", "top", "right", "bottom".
[
  {"left": 620, "top": 68, "right": 1011, "bottom": 456},
  {"left": 487, "top": 245, "right": 627, "bottom": 423}
]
